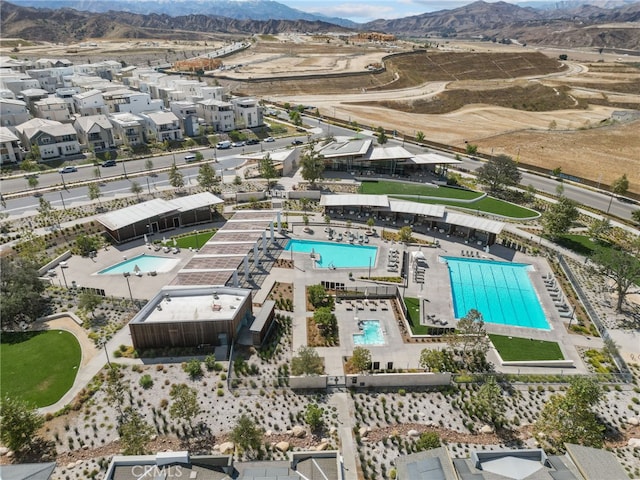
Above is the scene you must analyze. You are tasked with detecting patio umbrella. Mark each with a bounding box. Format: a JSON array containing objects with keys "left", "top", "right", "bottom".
[
  {"left": 173, "top": 238, "right": 177, "bottom": 247},
  {"left": 162, "top": 236, "right": 167, "bottom": 245},
  {"left": 143, "top": 233, "right": 148, "bottom": 244},
  {"left": 133, "top": 264, "right": 141, "bottom": 274}
]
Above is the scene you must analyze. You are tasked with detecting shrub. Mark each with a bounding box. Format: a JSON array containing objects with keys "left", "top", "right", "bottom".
[
  {"left": 183, "top": 359, "right": 202, "bottom": 379},
  {"left": 139, "top": 375, "right": 153, "bottom": 389},
  {"left": 204, "top": 354, "right": 216, "bottom": 371}
]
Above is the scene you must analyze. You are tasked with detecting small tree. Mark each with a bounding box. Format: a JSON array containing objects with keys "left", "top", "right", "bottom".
[
  {"left": 465, "top": 143, "right": 478, "bottom": 155},
  {"left": 446, "top": 309, "right": 489, "bottom": 362},
  {"left": 419, "top": 348, "right": 457, "bottom": 373},
  {"left": 366, "top": 217, "right": 375, "bottom": 232},
  {"left": 415, "top": 431, "right": 440, "bottom": 451},
  {"left": 415, "top": 131, "right": 425, "bottom": 143},
  {"left": 291, "top": 346, "right": 324, "bottom": 375},
  {"left": 304, "top": 403, "right": 324, "bottom": 431},
  {"left": 632, "top": 209, "right": 640, "bottom": 225},
  {"left": 130, "top": 181, "right": 143, "bottom": 200},
  {"left": 27, "top": 175, "right": 39, "bottom": 190},
  {"left": 169, "top": 383, "right": 201, "bottom": 429},
  {"left": 307, "top": 284, "right": 328, "bottom": 308},
  {"left": 611, "top": 173, "right": 629, "bottom": 198},
  {"left": 88, "top": 182, "right": 102, "bottom": 207},
  {"left": 230, "top": 414, "right": 262, "bottom": 454},
  {"left": 300, "top": 141, "right": 325, "bottom": 188},
  {"left": 0, "top": 396, "right": 44, "bottom": 454},
  {"left": 204, "top": 354, "right": 217, "bottom": 371},
  {"left": 104, "top": 365, "right": 127, "bottom": 421},
  {"left": 587, "top": 218, "right": 611, "bottom": 243},
  {"left": 37, "top": 197, "right": 60, "bottom": 229},
  {"left": 168, "top": 164, "right": 185, "bottom": 190},
  {"left": 476, "top": 154, "right": 521, "bottom": 194},
  {"left": 541, "top": 196, "right": 579, "bottom": 240},
  {"left": 119, "top": 408, "right": 155, "bottom": 455},
  {"left": 376, "top": 126, "right": 388, "bottom": 145},
  {"left": 0, "top": 258, "right": 47, "bottom": 330},
  {"left": 398, "top": 225, "right": 413, "bottom": 243},
  {"left": 79, "top": 291, "right": 102, "bottom": 318},
  {"left": 591, "top": 246, "right": 640, "bottom": 313},
  {"left": 474, "top": 376, "right": 506, "bottom": 427},
  {"left": 349, "top": 346, "right": 371, "bottom": 373},
  {"left": 313, "top": 307, "right": 337, "bottom": 340},
  {"left": 289, "top": 110, "right": 302, "bottom": 126},
  {"left": 145, "top": 158, "right": 154, "bottom": 173},
  {"left": 259, "top": 153, "right": 278, "bottom": 189},
  {"left": 197, "top": 163, "right": 216, "bottom": 191}
]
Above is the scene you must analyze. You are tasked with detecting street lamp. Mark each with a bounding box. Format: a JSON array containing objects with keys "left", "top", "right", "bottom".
[
  {"left": 123, "top": 272, "right": 133, "bottom": 302},
  {"left": 146, "top": 177, "right": 151, "bottom": 195},
  {"left": 60, "top": 173, "right": 66, "bottom": 189},
  {"left": 59, "top": 191, "right": 67, "bottom": 210},
  {"left": 99, "top": 338, "right": 112, "bottom": 367}
]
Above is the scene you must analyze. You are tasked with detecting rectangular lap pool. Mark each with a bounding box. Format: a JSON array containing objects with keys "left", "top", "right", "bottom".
[
  {"left": 97, "top": 254, "right": 179, "bottom": 275},
  {"left": 442, "top": 256, "right": 549, "bottom": 330},
  {"left": 353, "top": 320, "right": 385, "bottom": 345},
  {"left": 285, "top": 239, "right": 377, "bottom": 269}
]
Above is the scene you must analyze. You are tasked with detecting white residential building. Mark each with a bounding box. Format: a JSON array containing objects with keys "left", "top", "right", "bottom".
[
  {"left": 0, "top": 98, "right": 30, "bottom": 130},
  {"left": 231, "top": 97, "right": 263, "bottom": 129},
  {"left": 196, "top": 99, "right": 235, "bottom": 132},
  {"left": 140, "top": 111, "right": 183, "bottom": 143},
  {"left": 169, "top": 100, "right": 199, "bottom": 137},
  {"left": 103, "top": 89, "right": 162, "bottom": 115},
  {"left": 73, "top": 89, "right": 107, "bottom": 116},
  {"left": 1, "top": 76, "right": 40, "bottom": 96},
  {"left": 33, "top": 96, "right": 72, "bottom": 123},
  {"left": 0, "top": 127, "right": 24, "bottom": 165},
  {"left": 55, "top": 87, "right": 79, "bottom": 115},
  {"left": 74, "top": 115, "right": 115, "bottom": 151},
  {"left": 15, "top": 118, "right": 80, "bottom": 160},
  {"left": 26, "top": 66, "right": 75, "bottom": 92},
  {"left": 109, "top": 112, "right": 145, "bottom": 147}
]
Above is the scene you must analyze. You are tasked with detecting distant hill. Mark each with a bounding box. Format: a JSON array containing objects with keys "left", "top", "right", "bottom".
[{"left": 5, "top": 0, "right": 358, "bottom": 28}]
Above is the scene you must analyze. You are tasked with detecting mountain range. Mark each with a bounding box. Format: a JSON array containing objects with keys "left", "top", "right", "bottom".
[{"left": 1, "top": 0, "right": 639, "bottom": 49}]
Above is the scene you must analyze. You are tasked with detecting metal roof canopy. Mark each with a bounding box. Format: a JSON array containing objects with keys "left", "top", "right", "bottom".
[
  {"left": 168, "top": 192, "right": 223, "bottom": 212},
  {"left": 97, "top": 198, "right": 178, "bottom": 231},
  {"left": 388, "top": 199, "right": 446, "bottom": 218},
  {"left": 411, "top": 153, "right": 463, "bottom": 165},
  {"left": 363, "top": 145, "right": 413, "bottom": 161},
  {"left": 320, "top": 194, "right": 390, "bottom": 208},
  {"left": 444, "top": 211, "right": 505, "bottom": 234}
]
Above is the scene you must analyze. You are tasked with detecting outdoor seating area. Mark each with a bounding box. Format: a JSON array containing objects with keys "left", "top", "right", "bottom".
[
  {"left": 387, "top": 248, "right": 399, "bottom": 272},
  {"left": 544, "top": 273, "right": 573, "bottom": 318}
]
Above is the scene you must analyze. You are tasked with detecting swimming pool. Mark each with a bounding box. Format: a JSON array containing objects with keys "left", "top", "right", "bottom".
[
  {"left": 97, "top": 254, "right": 179, "bottom": 275},
  {"left": 354, "top": 320, "right": 385, "bottom": 345},
  {"left": 285, "top": 239, "right": 377, "bottom": 269},
  {"left": 443, "top": 257, "right": 549, "bottom": 330}
]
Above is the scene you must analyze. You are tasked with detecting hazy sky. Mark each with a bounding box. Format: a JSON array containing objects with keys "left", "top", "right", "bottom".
[{"left": 285, "top": 0, "right": 532, "bottom": 23}]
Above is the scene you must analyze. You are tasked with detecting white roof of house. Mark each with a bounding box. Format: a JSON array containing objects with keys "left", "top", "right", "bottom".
[
  {"left": 197, "top": 99, "right": 232, "bottom": 106},
  {"left": 318, "top": 138, "right": 371, "bottom": 158},
  {"left": 97, "top": 194, "right": 223, "bottom": 231},
  {"left": 143, "top": 111, "right": 178, "bottom": 124},
  {"left": 0, "top": 98, "right": 27, "bottom": 107},
  {"left": 411, "top": 153, "right": 462, "bottom": 165},
  {"left": 0, "top": 126, "right": 19, "bottom": 142},
  {"left": 320, "top": 194, "right": 390, "bottom": 208},
  {"left": 388, "top": 199, "right": 446, "bottom": 218},
  {"left": 74, "top": 115, "right": 112, "bottom": 131},
  {"left": 34, "top": 96, "right": 66, "bottom": 106},
  {"left": 109, "top": 112, "right": 143, "bottom": 125},
  {"left": 363, "top": 145, "right": 413, "bottom": 161},
  {"left": 443, "top": 211, "right": 505, "bottom": 234},
  {"left": 16, "top": 118, "right": 74, "bottom": 139},
  {"left": 73, "top": 88, "right": 104, "bottom": 99}
]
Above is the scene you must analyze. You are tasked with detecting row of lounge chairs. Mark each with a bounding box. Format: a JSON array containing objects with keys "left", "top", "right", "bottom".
[
  {"left": 388, "top": 249, "right": 399, "bottom": 272},
  {"left": 461, "top": 250, "right": 480, "bottom": 257}
]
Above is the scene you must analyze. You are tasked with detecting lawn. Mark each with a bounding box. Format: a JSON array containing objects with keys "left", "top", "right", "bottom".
[
  {"left": 556, "top": 234, "right": 605, "bottom": 256},
  {"left": 404, "top": 297, "right": 430, "bottom": 335},
  {"left": 0, "top": 330, "right": 81, "bottom": 407},
  {"left": 172, "top": 229, "right": 216, "bottom": 250},
  {"left": 391, "top": 195, "right": 538, "bottom": 219},
  {"left": 489, "top": 334, "right": 564, "bottom": 361},
  {"left": 360, "top": 180, "right": 482, "bottom": 200}
]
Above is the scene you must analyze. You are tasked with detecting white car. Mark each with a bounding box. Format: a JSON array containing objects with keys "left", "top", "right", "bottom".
[
  {"left": 231, "top": 141, "right": 245, "bottom": 147},
  {"left": 264, "top": 137, "right": 275, "bottom": 142},
  {"left": 58, "top": 166, "right": 77, "bottom": 174}
]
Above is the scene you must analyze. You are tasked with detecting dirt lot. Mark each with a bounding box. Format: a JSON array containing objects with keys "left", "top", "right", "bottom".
[{"left": 6, "top": 34, "right": 639, "bottom": 193}]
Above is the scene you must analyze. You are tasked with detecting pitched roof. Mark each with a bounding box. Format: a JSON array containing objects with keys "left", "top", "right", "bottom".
[{"left": 0, "top": 462, "right": 56, "bottom": 480}]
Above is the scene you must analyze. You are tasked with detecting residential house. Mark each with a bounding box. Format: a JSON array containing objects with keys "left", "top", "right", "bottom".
[
  {"left": 140, "top": 111, "right": 183, "bottom": 143},
  {"left": 73, "top": 88, "right": 107, "bottom": 116},
  {"left": 109, "top": 112, "right": 145, "bottom": 147},
  {"left": 170, "top": 100, "right": 199, "bottom": 137},
  {"left": 33, "top": 96, "right": 72, "bottom": 123},
  {"left": 103, "top": 88, "right": 162, "bottom": 115},
  {"left": 231, "top": 97, "right": 263, "bottom": 129},
  {"left": 0, "top": 88, "right": 15, "bottom": 100},
  {"left": 196, "top": 99, "right": 235, "bottom": 132},
  {"left": 0, "top": 98, "right": 30, "bottom": 130},
  {"left": 74, "top": 115, "right": 115, "bottom": 151},
  {"left": 0, "top": 126, "right": 24, "bottom": 164},
  {"left": 20, "top": 88, "right": 50, "bottom": 114},
  {"left": 72, "top": 60, "right": 122, "bottom": 81},
  {"left": 0, "top": 56, "right": 34, "bottom": 73},
  {"left": 34, "top": 58, "right": 72, "bottom": 69},
  {"left": 0, "top": 75, "right": 40, "bottom": 97},
  {"left": 15, "top": 118, "right": 80, "bottom": 160},
  {"left": 55, "top": 87, "right": 79, "bottom": 115},
  {"left": 26, "top": 66, "right": 74, "bottom": 93}
]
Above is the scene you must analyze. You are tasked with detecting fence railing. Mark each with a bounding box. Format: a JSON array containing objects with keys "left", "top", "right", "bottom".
[{"left": 557, "top": 254, "right": 632, "bottom": 382}]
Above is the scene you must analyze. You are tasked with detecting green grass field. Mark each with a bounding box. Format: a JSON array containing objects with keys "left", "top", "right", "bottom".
[
  {"left": 489, "top": 334, "right": 564, "bottom": 361},
  {"left": 404, "top": 297, "right": 430, "bottom": 335},
  {"left": 0, "top": 330, "right": 81, "bottom": 407},
  {"left": 172, "top": 230, "right": 216, "bottom": 250},
  {"left": 358, "top": 180, "right": 538, "bottom": 219}
]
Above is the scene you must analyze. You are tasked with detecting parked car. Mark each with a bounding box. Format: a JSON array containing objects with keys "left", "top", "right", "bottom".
[
  {"left": 216, "top": 140, "right": 232, "bottom": 149},
  {"left": 184, "top": 153, "right": 197, "bottom": 163},
  {"left": 264, "top": 137, "right": 275, "bottom": 142},
  {"left": 58, "top": 166, "right": 77, "bottom": 174},
  {"left": 101, "top": 159, "right": 116, "bottom": 167},
  {"left": 246, "top": 138, "right": 259, "bottom": 145},
  {"left": 291, "top": 139, "right": 303, "bottom": 145},
  {"left": 231, "top": 141, "right": 245, "bottom": 147}
]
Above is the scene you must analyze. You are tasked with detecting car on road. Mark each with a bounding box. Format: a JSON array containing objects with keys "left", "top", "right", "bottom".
[
  {"left": 58, "top": 166, "right": 77, "bottom": 174},
  {"left": 246, "top": 138, "right": 259, "bottom": 145},
  {"left": 101, "top": 159, "right": 116, "bottom": 167},
  {"left": 216, "top": 140, "right": 232, "bottom": 149},
  {"left": 231, "top": 141, "right": 245, "bottom": 147},
  {"left": 264, "top": 137, "right": 275, "bottom": 142},
  {"left": 291, "top": 139, "right": 303, "bottom": 145},
  {"left": 184, "top": 153, "right": 197, "bottom": 163}
]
